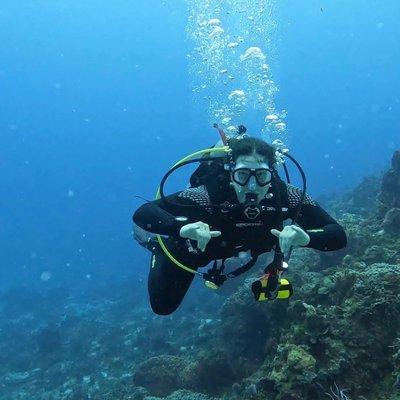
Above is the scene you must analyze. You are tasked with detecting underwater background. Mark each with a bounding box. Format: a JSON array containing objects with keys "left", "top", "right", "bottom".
[{"left": 1, "top": 0, "right": 400, "bottom": 399}]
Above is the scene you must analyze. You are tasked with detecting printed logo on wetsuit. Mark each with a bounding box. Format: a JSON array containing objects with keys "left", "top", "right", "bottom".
[
  {"left": 236, "top": 222, "right": 263, "bottom": 228},
  {"left": 244, "top": 206, "right": 260, "bottom": 219}
]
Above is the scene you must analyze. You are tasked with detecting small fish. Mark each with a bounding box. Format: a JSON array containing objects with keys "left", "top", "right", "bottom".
[{"left": 321, "top": 7, "right": 324, "bottom": 12}]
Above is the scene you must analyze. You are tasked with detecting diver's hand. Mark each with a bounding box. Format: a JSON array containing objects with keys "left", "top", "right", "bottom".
[
  {"left": 270, "top": 225, "right": 310, "bottom": 255},
  {"left": 179, "top": 222, "right": 221, "bottom": 252}
]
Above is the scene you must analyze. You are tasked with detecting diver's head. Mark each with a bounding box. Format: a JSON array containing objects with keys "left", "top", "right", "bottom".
[{"left": 229, "top": 137, "right": 275, "bottom": 204}]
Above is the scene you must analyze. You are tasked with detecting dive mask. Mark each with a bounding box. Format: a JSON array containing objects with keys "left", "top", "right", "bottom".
[{"left": 232, "top": 167, "right": 272, "bottom": 187}]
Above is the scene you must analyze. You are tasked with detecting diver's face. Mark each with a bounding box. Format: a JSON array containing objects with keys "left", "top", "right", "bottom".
[{"left": 231, "top": 153, "right": 272, "bottom": 204}]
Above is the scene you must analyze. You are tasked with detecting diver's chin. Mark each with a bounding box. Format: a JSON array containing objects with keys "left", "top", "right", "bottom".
[{"left": 244, "top": 192, "right": 260, "bottom": 205}]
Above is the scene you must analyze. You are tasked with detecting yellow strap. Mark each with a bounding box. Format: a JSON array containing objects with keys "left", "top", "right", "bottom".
[
  {"left": 256, "top": 277, "right": 292, "bottom": 301},
  {"left": 258, "top": 293, "right": 268, "bottom": 301},
  {"left": 276, "top": 290, "right": 291, "bottom": 299}
]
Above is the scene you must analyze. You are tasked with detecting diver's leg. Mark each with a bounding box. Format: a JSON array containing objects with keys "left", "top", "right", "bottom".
[{"left": 147, "top": 241, "right": 198, "bottom": 315}]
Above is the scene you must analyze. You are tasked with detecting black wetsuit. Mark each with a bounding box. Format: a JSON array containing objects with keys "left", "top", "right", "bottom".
[{"left": 133, "top": 181, "right": 347, "bottom": 315}]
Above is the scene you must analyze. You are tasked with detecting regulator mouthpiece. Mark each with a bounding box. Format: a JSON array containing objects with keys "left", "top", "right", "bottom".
[{"left": 245, "top": 192, "right": 258, "bottom": 204}]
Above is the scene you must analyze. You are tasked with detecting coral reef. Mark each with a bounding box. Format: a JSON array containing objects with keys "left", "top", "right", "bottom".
[
  {"left": 379, "top": 150, "right": 400, "bottom": 216},
  {"left": 133, "top": 355, "right": 193, "bottom": 396}
]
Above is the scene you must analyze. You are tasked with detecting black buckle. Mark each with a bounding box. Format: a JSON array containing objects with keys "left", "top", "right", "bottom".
[{"left": 203, "top": 260, "right": 227, "bottom": 287}]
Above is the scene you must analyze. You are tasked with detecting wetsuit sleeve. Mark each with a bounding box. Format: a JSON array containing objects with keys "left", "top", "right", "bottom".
[
  {"left": 299, "top": 205, "right": 347, "bottom": 251},
  {"left": 133, "top": 187, "right": 211, "bottom": 237},
  {"left": 133, "top": 198, "right": 182, "bottom": 236},
  {"left": 285, "top": 185, "right": 347, "bottom": 251}
]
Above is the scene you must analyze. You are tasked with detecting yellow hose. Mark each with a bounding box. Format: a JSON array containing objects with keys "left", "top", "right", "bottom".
[{"left": 154, "top": 146, "right": 230, "bottom": 274}]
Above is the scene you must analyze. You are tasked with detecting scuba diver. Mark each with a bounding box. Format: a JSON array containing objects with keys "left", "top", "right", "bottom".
[{"left": 132, "top": 126, "right": 347, "bottom": 315}]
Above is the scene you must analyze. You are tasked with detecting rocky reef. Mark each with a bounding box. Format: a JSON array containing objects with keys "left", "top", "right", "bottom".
[{"left": 0, "top": 151, "right": 399, "bottom": 400}]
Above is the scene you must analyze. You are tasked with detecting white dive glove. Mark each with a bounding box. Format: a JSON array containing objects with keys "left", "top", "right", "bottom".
[
  {"left": 179, "top": 221, "right": 222, "bottom": 252},
  {"left": 270, "top": 225, "right": 310, "bottom": 255}
]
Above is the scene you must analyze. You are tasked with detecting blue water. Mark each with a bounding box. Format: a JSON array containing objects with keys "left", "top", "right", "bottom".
[{"left": 1, "top": 0, "right": 399, "bottom": 289}]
